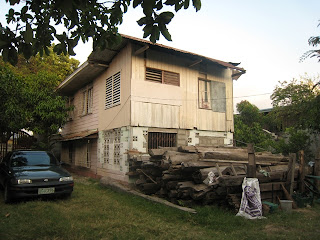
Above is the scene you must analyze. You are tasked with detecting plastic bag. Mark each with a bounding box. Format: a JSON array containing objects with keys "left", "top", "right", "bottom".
[{"left": 236, "top": 177, "right": 265, "bottom": 219}]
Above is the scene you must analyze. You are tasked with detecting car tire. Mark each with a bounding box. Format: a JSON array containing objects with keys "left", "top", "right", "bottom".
[{"left": 4, "top": 184, "right": 12, "bottom": 204}]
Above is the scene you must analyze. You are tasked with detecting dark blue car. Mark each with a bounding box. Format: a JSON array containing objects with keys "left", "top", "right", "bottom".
[{"left": 0, "top": 150, "right": 74, "bottom": 203}]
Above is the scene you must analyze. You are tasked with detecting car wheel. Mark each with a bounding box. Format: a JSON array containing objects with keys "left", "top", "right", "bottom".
[{"left": 4, "top": 184, "right": 12, "bottom": 204}]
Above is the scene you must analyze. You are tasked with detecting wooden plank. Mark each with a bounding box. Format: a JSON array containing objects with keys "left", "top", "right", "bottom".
[
  {"left": 299, "top": 150, "right": 306, "bottom": 193},
  {"left": 200, "top": 158, "right": 280, "bottom": 166},
  {"left": 247, "top": 144, "right": 256, "bottom": 178},
  {"left": 230, "top": 163, "right": 238, "bottom": 176},
  {"left": 215, "top": 163, "right": 222, "bottom": 177},
  {"left": 288, "top": 153, "right": 296, "bottom": 195},
  {"left": 280, "top": 183, "right": 298, "bottom": 209}
]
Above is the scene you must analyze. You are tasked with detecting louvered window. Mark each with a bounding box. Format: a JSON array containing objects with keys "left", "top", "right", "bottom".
[
  {"left": 81, "top": 85, "right": 93, "bottom": 116},
  {"left": 106, "top": 71, "right": 121, "bottom": 109},
  {"left": 146, "top": 67, "right": 180, "bottom": 86}
]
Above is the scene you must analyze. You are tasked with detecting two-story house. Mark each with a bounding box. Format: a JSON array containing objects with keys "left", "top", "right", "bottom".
[{"left": 57, "top": 35, "right": 246, "bottom": 182}]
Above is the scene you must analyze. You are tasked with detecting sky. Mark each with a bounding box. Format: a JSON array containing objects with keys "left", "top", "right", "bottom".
[{"left": 1, "top": 0, "right": 320, "bottom": 111}]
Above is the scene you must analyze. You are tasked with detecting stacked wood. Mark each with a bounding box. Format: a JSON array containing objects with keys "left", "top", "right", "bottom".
[{"left": 127, "top": 146, "right": 298, "bottom": 209}]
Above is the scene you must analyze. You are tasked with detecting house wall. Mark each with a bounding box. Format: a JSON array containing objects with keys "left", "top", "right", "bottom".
[
  {"left": 96, "top": 44, "right": 132, "bottom": 131},
  {"left": 130, "top": 44, "right": 234, "bottom": 132},
  {"left": 60, "top": 41, "right": 236, "bottom": 182},
  {"left": 61, "top": 83, "right": 99, "bottom": 136}
]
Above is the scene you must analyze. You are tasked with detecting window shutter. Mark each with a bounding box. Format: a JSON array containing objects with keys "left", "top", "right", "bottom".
[
  {"left": 163, "top": 71, "right": 180, "bottom": 86},
  {"left": 146, "top": 68, "right": 162, "bottom": 83},
  {"left": 113, "top": 72, "right": 121, "bottom": 105},
  {"left": 105, "top": 72, "right": 121, "bottom": 109},
  {"left": 106, "top": 76, "right": 113, "bottom": 109}
]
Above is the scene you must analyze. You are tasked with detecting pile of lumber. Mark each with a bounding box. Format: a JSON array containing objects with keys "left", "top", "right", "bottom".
[{"left": 127, "top": 146, "right": 297, "bottom": 209}]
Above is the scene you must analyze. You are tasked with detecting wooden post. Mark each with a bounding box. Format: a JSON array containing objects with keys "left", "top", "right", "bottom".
[
  {"left": 287, "top": 153, "right": 296, "bottom": 196},
  {"left": 315, "top": 149, "right": 320, "bottom": 190},
  {"left": 299, "top": 150, "right": 305, "bottom": 193},
  {"left": 247, "top": 144, "right": 256, "bottom": 178}
]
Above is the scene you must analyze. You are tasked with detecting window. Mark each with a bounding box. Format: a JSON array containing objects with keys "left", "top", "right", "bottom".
[
  {"left": 148, "top": 132, "right": 177, "bottom": 149},
  {"left": 199, "top": 78, "right": 226, "bottom": 112},
  {"left": 81, "top": 85, "right": 93, "bottom": 116},
  {"left": 106, "top": 72, "right": 121, "bottom": 109},
  {"left": 146, "top": 67, "right": 180, "bottom": 86}
]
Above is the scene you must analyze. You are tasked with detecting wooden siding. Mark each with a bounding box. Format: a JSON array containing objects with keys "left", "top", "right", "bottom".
[
  {"left": 131, "top": 101, "right": 180, "bottom": 128},
  {"left": 61, "top": 82, "right": 99, "bottom": 136},
  {"left": 96, "top": 44, "right": 132, "bottom": 131},
  {"left": 130, "top": 44, "right": 234, "bottom": 132}
]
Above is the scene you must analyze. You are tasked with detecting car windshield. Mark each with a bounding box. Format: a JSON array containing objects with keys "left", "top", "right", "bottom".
[{"left": 10, "top": 152, "right": 59, "bottom": 167}]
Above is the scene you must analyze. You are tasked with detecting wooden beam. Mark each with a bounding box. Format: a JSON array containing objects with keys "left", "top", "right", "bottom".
[
  {"left": 287, "top": 153, "right": 296, "bottom": 195},
  {"left": 188, "top": 59, "right": 202, "bottom": 67},
  {"left": 135, "top": 45, "right": 149, "bottom": 55},
  {"left": 299, "top": 150, "right": 306, "bottom": 193},
  {"left": 247, "top": 143, "right": 256, "bottom": 178}
]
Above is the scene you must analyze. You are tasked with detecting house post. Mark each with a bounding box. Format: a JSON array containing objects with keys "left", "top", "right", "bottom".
[{"left": 247, "top": 143, "right": 256, "bottom": 178}]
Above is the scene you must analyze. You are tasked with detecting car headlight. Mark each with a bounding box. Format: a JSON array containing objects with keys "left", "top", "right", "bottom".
[
  {"left": 59, "top": 176, "right": 73, "bottom": 182},
  {"left": 17, "top": 179, "right": 32, "bottom": 184}
]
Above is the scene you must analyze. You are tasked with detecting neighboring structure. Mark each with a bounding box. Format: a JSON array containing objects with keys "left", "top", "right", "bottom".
[{"left": 57, "top": 35, "right": 246, "bottom": 182}]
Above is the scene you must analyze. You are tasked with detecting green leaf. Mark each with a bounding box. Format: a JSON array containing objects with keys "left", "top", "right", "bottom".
[
  {"left": 142, "top": 0, "right": 154, "bottom": 16},
  {"left": 150, "top": 26, "right": 160, "bottom": 43},
  {"left": 133, "top": 0, "right": 143, "bottom": 8},
  {"left": 158, "top": 12, "right": 174, "bottom": 24},
  {"left": 24, "top": 23, "right": 33, "bottom": 44},
  {"left": 137, "top": 17, "right": 147, "bottom": 26},
  {"left": 0, "top": 40, "right": 8, "bottom": 49},
  {"left": 192, "top": 0, "right": 201, "bottom": 11},
  {"left": 2, "top": 47, "right": 9, "bottom": 62},
  {"left": 143, "top": 24, "right": 153, "bottom": 38},
  {"left": 21, "top": 5, "right": 28, "bottom": 15},
  {"left": 164, "top": 0, "right": 176, "bottom": 6},
  {"left": 8, "top": 47, "right": 18, "bottom": 65},
  {"left": 159, "top": 23, "right": 172, "bottom": 41},
  {"left": 9, "top": 0, "right": 20, "bottom": 5},
  {"left": 175, "top": 3, "right": 183, "bottom": 12},
  {"left": 22, "top": 43, "right": 32, "bottom": 59},
  {"left": 184, "top": 0, "right": 190, "bottom": 9},
  {"left": 155, "top": 1, "right": 163, "bottom": 10}
]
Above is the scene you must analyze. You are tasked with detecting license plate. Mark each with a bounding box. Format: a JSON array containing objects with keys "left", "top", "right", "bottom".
[{"left": 38, "top": 187, "right": 55, "bottom": 195}]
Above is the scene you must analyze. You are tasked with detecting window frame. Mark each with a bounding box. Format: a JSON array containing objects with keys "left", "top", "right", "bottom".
[
  {"left": 105, "top": 71, "right": 121, "bottom": 109},
  {"left": 146, "top": 67, "right": 180, "bottom": 87},
  {"left": 81, "top": 84, "right": 93, "bottom": 116},
  {"left": 198, "top": 77, "right": 226, "bottom": 113}
]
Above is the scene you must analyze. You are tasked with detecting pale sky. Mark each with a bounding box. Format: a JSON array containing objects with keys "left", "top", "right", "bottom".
[{"left": 1, "top": 1, "right": 320, "bottom": 111}]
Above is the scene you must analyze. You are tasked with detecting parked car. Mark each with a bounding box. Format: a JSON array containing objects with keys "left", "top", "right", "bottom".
[{"left": 0, "top": 150, "right": 74, "bottom": 203}]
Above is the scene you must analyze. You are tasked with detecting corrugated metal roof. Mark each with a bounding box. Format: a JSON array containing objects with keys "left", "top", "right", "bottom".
[
  {"left": 60, "top": 129, "right": 98, "bottom": 141},
  {"left": 57, "top": 35, "right": 245, "bottom": 95}
]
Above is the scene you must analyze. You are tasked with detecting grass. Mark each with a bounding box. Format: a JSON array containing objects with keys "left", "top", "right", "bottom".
[{"left": 0, "top": 175, "right": 320, "bottom": 240}]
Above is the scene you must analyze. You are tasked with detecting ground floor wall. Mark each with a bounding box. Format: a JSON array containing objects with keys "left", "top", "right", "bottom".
[{"left": 61, "top": 126, "right": 233, "bottom": 182}]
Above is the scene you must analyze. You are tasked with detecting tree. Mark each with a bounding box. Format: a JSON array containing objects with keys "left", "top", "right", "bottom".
[
  {"left": 270, "top": 76, "right": 320, "bottom": 158},
  {"left": 236, "top": 100, "right": 261, "bottom": 126},
  {"left": 301, "top": 21, "right": 320, "bottom": 62},
  {"left": 0, "top": 45, "right": 79, "bottom": 81},
  {"left": 234, "top": 101, "right": 272, "bottom": 150},
  {"left": 0, "top": 65, "right": 28, "bottom": 140},
  {"left": 1, "top": 0, "right": 201, "bottom": 65},
  {"left": 0, "top": 49, "right": 78, "bottom": 149},
  {"left": 25, "top": 71, "right": 71, "bottom": 148},
  {"left": 271, "top": 75, "right": 320, "bottom": 131}
]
